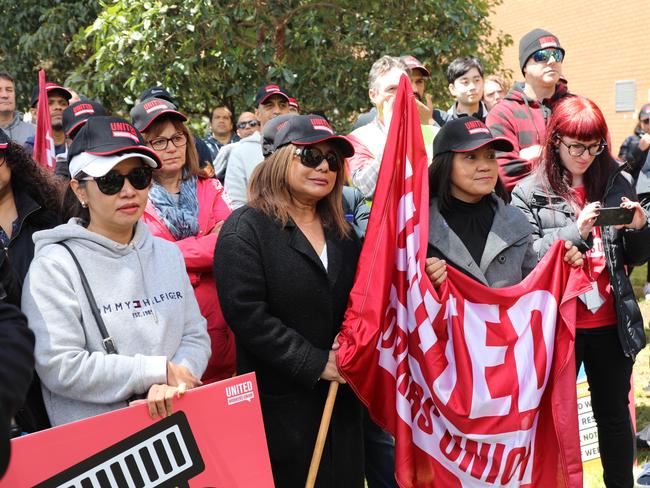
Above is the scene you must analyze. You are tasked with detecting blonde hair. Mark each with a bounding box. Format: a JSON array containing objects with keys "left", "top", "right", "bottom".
[
  {"left": 248, "top": 144, "right": 351, "bottom": 238},
  {"left": 141, "top": 116, "right": 202, "bottom": 180}
]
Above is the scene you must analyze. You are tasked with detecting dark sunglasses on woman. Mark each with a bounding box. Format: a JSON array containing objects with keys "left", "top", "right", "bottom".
[
  {"left": 295, "top": 146, "right": 342, "bottom": 172},
  {"left": 81, "top": 166, "right": 153, "bottom": 195},
  {"left": 236, "top": 120, "right": 260, "bottom": 130}
]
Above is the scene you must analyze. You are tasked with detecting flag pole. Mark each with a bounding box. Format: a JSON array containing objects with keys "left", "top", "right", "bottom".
[{"left": 304, "top": 381, "right": 339, "bottom": 488}]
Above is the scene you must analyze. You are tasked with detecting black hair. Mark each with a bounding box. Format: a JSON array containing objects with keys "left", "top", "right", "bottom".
[
  {"left": 61, "top": 172, "right": 90, "bottom": 225},
  {"left": 4, "top": 141, "right": 62, "bottom": 213},
  {"left": 0, "top": 72, "right": 14, "bottom": 84},
  {"left": 446, "top": 57, "right": 484, "bottom": 84},
  {"left": 428, "top": 149, "right": 508, "bottom": 212}
]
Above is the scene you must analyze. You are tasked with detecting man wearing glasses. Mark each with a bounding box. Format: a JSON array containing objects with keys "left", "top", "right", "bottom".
[
  {"left": 487, "top": 28, "right": 569, "bottom": 192},
  {"left": 235, "top": 111, "right": 260, "bottom": 139}
]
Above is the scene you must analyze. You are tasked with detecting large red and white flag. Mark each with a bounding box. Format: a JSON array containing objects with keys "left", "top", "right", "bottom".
[
  {"left": 337, "top": 74, "right": 588, "bottom": 487},
  {"left": 33, "top": 69, "right": 56, "bottom": 171}
]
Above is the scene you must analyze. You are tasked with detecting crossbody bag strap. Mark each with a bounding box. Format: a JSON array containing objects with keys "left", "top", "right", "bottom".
[{"left": 57, "top": 242, "right": 118, "bottom": 355}]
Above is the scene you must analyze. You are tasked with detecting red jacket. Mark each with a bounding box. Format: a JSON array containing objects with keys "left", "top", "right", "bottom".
[
  {"left": 486, "top": 82, "right": 568, "bottom": 191},
  {"left": 142, "top": 177, "right": 235, "bottom": 383}
]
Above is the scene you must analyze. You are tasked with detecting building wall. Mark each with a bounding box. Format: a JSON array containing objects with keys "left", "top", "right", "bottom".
[{"left": 489, "top": 1, "right": 650, "bottom": 152}]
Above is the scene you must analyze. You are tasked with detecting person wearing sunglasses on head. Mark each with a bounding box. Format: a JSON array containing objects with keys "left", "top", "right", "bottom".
[
  {"left": 511, "top": 96, "right": 650, "bottom": 488},
  {"left": 214, "top": 114, "right": 364, "bottom": 487},
  {"left": 21, "top": 116, "right": 210, "bottom": 427},
  {"left": 487, "top": 28, "right": 570, "bottom": 193},
  {"left": 130, "top": 98, "right": 235, "bottom": 384}
]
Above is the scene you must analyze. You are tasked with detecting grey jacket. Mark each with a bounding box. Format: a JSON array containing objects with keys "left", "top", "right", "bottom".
[
  {"left": 0, "top": 112, "right": 35, "bottom": 147},
  {"left": 223, "top": 131, "right": 264, "bottom": 208},
  {"left": 22, "top": 219, "right": 210, "bottom": 426},
  {"left": 427, "top": 194, "right": 537, "bottom": 288}
]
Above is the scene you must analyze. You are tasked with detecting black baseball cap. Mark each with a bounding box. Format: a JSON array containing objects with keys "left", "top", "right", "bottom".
[
  {"left": 433, "top": 116, "right": 513, "bottom": 157},
  {"left": 640, "top": 104, "right": 650, "bottom": 122},
  {"left": 255, "top": 84, "right": 291, "bottom": 107},
  {"left": 68, "top": 116, "right": 161, "bottom": 178},
  {"left": 273, "top": 114, "right": 354, "bottom": 158},
  {"left": 30, "top": 82, "right": 73, "bottom": 108},
  {"left": 0, "top": 129, "right": 8, "bottom": 150},
  {"left": 63, "top": 100, "right": 107, "bottom": 139},
  {"left": 262, "top": 113, "right": 296, "bottom": 158},
  {"left": 130, "top": 98, "right": 187, "bottom": 132},
  {"left": 139, "top": 86, "right": 174, "bottom": 103}
]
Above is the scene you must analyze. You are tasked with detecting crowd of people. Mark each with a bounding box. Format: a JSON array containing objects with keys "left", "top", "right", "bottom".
[{"left": 1, "top": 25, "right": 650, "bottom": 488}]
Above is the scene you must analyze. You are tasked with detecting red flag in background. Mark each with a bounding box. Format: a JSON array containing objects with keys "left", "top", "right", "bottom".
[
  {"left": 336, "top": 75, "right": 587, "bottom": 487},
  {"left": 33, "top": 69, "right": 56, "bottom": 171}
]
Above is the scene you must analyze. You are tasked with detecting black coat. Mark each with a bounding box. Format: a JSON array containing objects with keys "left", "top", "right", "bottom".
[
  {"left": 0, "top": 190, "right": 60, "bottom": 306},
  {"left": 214, "top": 206, "right": 364, "bottom": 488},
  {"left": 0, "top": 190, "right": 59, "bottom": 434},
  {"left": 512, "top": 168, "right": 650, "bottom": 358},
  {"left": 0, "top": 302, "right": 35, "bottom": 477}
]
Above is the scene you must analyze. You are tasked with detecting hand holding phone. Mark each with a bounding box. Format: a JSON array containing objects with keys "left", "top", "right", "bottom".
[{"left": 593, "top": 207, "right": 635, "bottom": 227}]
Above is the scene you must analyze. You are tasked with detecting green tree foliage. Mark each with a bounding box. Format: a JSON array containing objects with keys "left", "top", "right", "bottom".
[
  {"left": 0, "top": 0, "right": 101, "bottom": 110},
  {"left": 68, "top": 0, "right": 511, "bottom": 130}
]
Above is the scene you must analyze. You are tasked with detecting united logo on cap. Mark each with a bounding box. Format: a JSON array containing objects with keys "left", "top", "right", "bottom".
[
  {"left": 310, "top": 118, "right": 334, "bottom": 135},
  {"left": 465, "top": 120, "right": 490, "bottom": 135},
  {"left": 110, "top": 122, "right": 140, "bottom": 143},
  {"left": 73, "top": 104, "right": 95, "bottom": 117},
  {"left": 143, "top": 100, "right": 168, "bottom": 114},
  {"left": 539, "top": 36, "right": 559, "bottom": 48}
]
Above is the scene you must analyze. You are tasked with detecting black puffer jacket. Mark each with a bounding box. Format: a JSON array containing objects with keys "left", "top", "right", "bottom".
[{"left": 511, "top": 167, "right": 650, "bottom": 358}]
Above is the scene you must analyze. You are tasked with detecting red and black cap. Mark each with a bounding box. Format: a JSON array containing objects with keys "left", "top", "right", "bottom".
[
  {"left": 0, "top": 129, "right": 8, "bottom": 150},
  {"left": 68, "top": 116, "right": 161, "bottom": 178},
  {"left": 63, "top": 100, "right": 107, "bottom": 139},
  {"left": 401, "top": 55, "right": 430, "bottom": 77},
  {"left": 255, "top": 84, "right": 291, "bottom": 107},
  {"left": 288, "top": 98, "right": 300, "bottom": 111},
  {"left": 30, "top": 82, "right": 73, "bottom": 108},
  {"left": 130, "top": 98, "right": 187, "bottom": 133},
  {"left": 433, "top": 116, "right": 513, "bottom": 157},
  {"left": 273, "top": 114, "right": 354, "bottom": 158}
]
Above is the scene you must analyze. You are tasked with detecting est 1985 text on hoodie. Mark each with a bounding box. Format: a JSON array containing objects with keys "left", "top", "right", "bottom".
[{"left": 21, "top": 219, "right": 211, "bottom": 427}]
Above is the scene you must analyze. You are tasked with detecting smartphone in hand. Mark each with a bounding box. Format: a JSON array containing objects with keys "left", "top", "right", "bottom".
[{"left": 594, "top": 207, "right": 635, "bottom": 226}]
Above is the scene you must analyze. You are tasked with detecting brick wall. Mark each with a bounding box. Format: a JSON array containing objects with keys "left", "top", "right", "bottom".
[{"left": 489, "top": 0, "right": 650, "bottom": 153}]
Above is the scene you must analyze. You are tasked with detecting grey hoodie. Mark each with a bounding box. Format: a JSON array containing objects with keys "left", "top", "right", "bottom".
[
  {"left": 0, "top": 112, "right": 35, "bottom": 147},
  {"left": 22, "top": 219, "right": 210, "bottom": 426}
]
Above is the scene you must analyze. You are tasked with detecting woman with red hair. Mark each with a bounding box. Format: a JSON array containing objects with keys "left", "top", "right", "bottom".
[{"left": 512, "top": 95, "right": 650, "bottom": 487}]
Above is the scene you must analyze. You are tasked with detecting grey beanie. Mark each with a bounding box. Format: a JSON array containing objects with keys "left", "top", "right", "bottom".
[{"left": 519, "top": 28, "right": 564, "bottom": 74}]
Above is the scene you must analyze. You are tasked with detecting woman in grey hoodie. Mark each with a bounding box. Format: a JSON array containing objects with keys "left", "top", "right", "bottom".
[{"left": 21, "top": 116, "right": 210, "bottom": 427}]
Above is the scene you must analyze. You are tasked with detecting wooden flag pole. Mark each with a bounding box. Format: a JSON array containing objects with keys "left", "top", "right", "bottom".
[{"left": 305, "top": 381, "right": 340, "bottom": 488}]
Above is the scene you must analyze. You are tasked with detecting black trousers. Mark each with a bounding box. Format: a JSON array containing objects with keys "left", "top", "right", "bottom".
[{"left": 575, "top": 326, "right": 634, "bottom": 488}]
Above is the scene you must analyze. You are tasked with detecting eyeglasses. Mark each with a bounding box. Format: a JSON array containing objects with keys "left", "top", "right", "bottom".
[
  {"left": 559, "top": 138, "right": 606, "bottom": 157},
  {"left": 81, "top": 167, "right": 153, "bottom": 195},
  {"left": 147, "top": 132, "right": 187, "bottom": 151},
  {"left": 236, "top": 120, "right": 260, "bottom": 130},
  {"left": 294, "top": 146, "right": 342, "bottom": 172},
  {"left": 532, "top": 48, "right": 564, "bottom": 64}
]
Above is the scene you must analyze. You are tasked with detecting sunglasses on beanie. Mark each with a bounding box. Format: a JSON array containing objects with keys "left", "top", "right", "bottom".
[
  {"left": 532, "top": 48, "right": 564, "bottom": 63},
  {"left": 81, "top": 166, "right": 153, "bottom": 195},
  {"left": 294, "top": 146, "right": 342, "bottom": 172}
]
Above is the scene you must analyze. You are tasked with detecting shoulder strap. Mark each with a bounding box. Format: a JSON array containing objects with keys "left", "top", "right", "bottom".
[{"left": 57, "top": 242, "right": 118, "bottom": 354}]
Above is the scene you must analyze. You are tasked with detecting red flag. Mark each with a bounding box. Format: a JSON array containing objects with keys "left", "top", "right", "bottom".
[
  {"left": 337, "top": 75, "right": 587, "bottom": 487},
  {"left": 33, "top": 70, "right": 56, "bottom": 171}
]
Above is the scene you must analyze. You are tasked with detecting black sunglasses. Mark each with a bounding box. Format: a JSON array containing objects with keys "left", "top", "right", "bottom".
[
  {"left": 81, "top": 166, "right": 153, "bottom": 195},
  {"left": 236, "top": 120, "right": 260, "bottom": 130},
  {"left": 532, "top": 48, "right": 564, "bottom": 63},
  {"left": 294, "top": 146, "right": 342, "bottom": 172}
]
